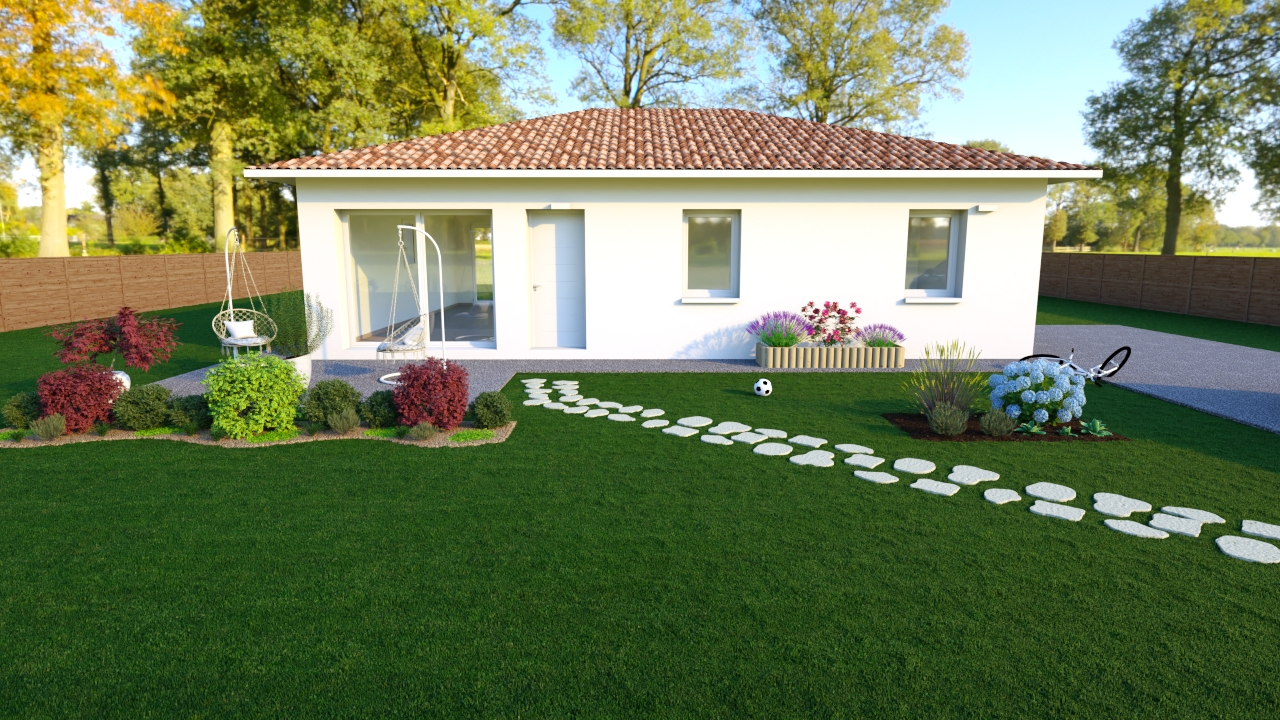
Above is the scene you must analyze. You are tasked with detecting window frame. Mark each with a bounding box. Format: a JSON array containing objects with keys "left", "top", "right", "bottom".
[
  {"left": 681, "top": 210, "right": 741, "bottom": 299},
  {"left": 905, "top": 210, "right": 963, "bottom": 298}
]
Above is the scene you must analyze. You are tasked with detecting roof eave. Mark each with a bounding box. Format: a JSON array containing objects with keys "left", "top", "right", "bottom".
[{"left": 244, "top": 168, "right": 1102, "bottom": 181}]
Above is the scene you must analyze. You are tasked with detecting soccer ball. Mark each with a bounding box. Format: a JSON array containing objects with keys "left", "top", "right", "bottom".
[{"left": 754, "top": 378, "right": 773, "bottom": 397}]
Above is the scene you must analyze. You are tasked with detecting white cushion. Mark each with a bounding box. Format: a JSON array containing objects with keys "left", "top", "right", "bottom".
[{"left": 226, "top": 320, "right": 256, "bottom": 339}]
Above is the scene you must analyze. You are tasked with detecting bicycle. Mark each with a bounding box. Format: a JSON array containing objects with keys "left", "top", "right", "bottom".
[{"left": 1019, "top": 346, "right": 1132, "bottom": 386}]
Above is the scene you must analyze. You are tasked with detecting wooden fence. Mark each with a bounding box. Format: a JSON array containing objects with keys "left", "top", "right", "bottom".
[
  {"left": 1039, "top": 253, "right": 1280, "bottom": 326},
  {"left": 0, "top": 252, "right": 303, "bottom": 332}
]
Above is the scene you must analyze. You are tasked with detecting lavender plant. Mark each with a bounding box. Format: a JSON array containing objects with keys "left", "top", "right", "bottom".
[
  {"left": 856, "top": 323, "right": 905, "bottom": 347},
  {"left": 746, "top": 311, "right": 813, "bottom": 347}
]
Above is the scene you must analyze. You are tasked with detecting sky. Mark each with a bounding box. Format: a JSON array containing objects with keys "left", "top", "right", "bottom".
[{"left": 14, "top": 0, "right": 1269, "bottom": 226}]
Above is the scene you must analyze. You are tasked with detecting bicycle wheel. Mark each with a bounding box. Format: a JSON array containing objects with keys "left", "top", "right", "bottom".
[{"left": 1094, "top": 346, "right": 1131, "bottom": 384}]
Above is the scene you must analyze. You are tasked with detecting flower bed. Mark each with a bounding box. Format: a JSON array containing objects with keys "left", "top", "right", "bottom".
[
  {"left": 883, "top": 413, "right": 1127, "bottom": 442},
  {"left": 755, "top": 343, "right": 905, "bottom": 368},
  {"left": 0, "top": 420, "right": 516, "bottom": 449}
]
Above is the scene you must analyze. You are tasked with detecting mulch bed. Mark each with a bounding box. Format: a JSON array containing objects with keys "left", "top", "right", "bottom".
[
  {"left": 0, "top": 421, "right": 515, "bottom": 450},
  {"left": 883, "top": 413, "right": 1129, "bottom": 443}
]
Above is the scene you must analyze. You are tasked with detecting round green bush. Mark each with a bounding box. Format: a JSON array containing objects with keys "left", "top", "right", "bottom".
[
  {"left": 302, "top": 379, "right": 362, "bottom": 429},
  {"left": 471, "top": 391, "right": 512, "bottom": 429},
  {"left": 205, "top": 354, "right": 306, "bottom": 440},
  {"left": 926, "top": 402, "right": 969, "bottom": 436},
  {"left": 3, "top": 391, "right": 42, "bottom": 429},
  {"left": 980, "top": 410, "right": 1018, "bottom": 437},
  {"left": 359, "top": 390, "right": 397, "bottom": 429},
  {"left": 113, "top": 385, "right": 174, "bottom": 431},
  {"left": 168, "top": 394, "right": 212, "bottom": 431}
]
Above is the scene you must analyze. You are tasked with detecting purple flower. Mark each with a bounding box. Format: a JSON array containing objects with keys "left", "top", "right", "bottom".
[
  {"left": 746, "top": 311, "right": 814, "bottom": 347},
  {"left": 855, "top": 323, "right": 906, "bottom": 348}
]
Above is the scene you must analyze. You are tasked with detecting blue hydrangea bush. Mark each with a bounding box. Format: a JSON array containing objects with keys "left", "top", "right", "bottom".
[{"left": 988, "top": 359, "right": 1086, "bottom": 425}]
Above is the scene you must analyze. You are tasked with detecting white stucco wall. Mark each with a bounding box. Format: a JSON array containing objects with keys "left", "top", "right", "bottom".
[{"left": 288, "top": 176, "right": 1049, "bottom": 361}]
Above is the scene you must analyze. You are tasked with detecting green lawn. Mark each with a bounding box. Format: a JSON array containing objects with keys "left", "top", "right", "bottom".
[
  {"left": 2, "top": 373, "right": 1278, "bottom": 717},
  {"left": 1037, "top": 296, "right": 1280, "bottom": 353}
]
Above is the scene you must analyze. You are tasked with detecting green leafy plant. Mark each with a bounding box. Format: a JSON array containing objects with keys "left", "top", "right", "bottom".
[
  {"left": 245, "top": 427, "right": 301, "bottom": 444},
  {"left": 1058, "top": 425, "right": 1077, "bottom": 437},
  {"left": 302, "top": 379, "right": 362, "bottom": 429},
  {"left": 327, "top": 406, "right": 361, "bottom": 434},
  {"left": 359, "top": 390, "right": 397, "bottom": 429},
  {"left": 204, "top": 354, "right": 306, "bottom": 440},
  {"left": 364, "top": 426, "right": 408, "bottom": 439},
  {"left": 1015, "top": 422, "right": 1046, "bottom": 435},
  {"left": 261, "top": 291, "right": 334, "bottom": 358},
  {"left": 29, "top": 413, "right": 67, "bottom": 440},
  {"left": 450, "top": 428, "right": 495, "bottom": 443},
  {"left": 905, "top": 340, "right": 985, "bottom": 414},
  {"left": 1080, "top": 419, "right": 1113, "bottom": 437},
  {"left": 112, "top": 384, "right": 173, "bottom": 430},
  {"left": 1, "top": 429, "right": 28, "bottom": 442},
  {"left": 405, "top": 422, "right": 438, "bottom": 441},
  {"left": 2, "top": 391, "right": 42, "bottom": 429},
  {"left": 471, "top": 391, "right": 512, "bottom": 429},
  {"left": 93, "top": 422, "right": 113, "bottom": 436},
  {"left": 168, "top": 395, "right": 212, "bottom": 430},
  {"left": 979, "top": 411, "right": 1018, "bottom": 437},
  {"left": 925, "top": 402, "right": 969, "bottom": 436},
  {"left": 134, "top": 427, "right": 177, "bottom": 437}
]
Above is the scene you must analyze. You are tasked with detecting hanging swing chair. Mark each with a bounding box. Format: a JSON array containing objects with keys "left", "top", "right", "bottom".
[
  {"left": 212, "top": 227, "right": 278, "bottom": 357},
  {"left": 377, "top": 225, "right": 447, "bottom": 385}
]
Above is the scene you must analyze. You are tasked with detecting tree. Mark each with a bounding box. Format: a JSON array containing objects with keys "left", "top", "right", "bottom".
[
  {"left": 754, "top": 0, "right": 966, "bottom": 130},
  {"left": 965, "top": 139, "right": 1009, "bottom": 153},
  {"left": 1084, "top": 0, "right": 1280, "bottom": 255},
  {"left": 0, "top": 0, "right": 176, "bottom": 257},
  {"left": 552, "top": 0, "right": 750, "bottom": 107}
]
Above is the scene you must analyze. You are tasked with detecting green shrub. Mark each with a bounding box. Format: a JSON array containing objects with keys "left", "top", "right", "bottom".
[
  {"left": 261, "top": 291, "right": 334, "bottom": 358},
  {"left": 112, "top": 385, "right": 173, "bottom": 431},
  {"left": 450, "top": 428, "right": 494, "bottom": 442},
  {"left": 926, "top": 403, "right": 970, "bottom": 436},
  {"left": 327, "top": 406, "right": 361, "bottom": 434},
  {"left": 471, "top": 391, "right": 512, "bottom": 429},
  {"left": 980, "top": 411, "right": 1018, "bottom": 437},
  {"left": 302, "top": 379, "right": 362, "bottom": 430},
  {"left": 405, "top": 422, "right": 438, "bottom": 441},
  {"left": 204, "top": 354, "right": 306, "bottom": 440},
  {"left": 30, "top": 414, "right": 66, "bottom": 440},
  {"left": 364, "top": 426, "right": 407, "bottom": 439},
  {"left": 359, "top": 390, "right": 397, "bottom": 429},
  {"left": 168, "top": 394, "right": 212, "bottom": 430},
  {"left": 3, "top": 391, "right": 41, "bottom": 429}
]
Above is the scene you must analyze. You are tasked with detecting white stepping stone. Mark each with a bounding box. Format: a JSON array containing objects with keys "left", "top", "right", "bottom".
[
  {"left": 663, "top": 426, "right": 698, "bottom": 437},
  {"left": 789, "top": 435, "right": 827, "bottom": 448},
  {"left": 559, "top": 395, "right": 583, "bottom": 403},
  {"left": 597, "top": 402, "right": 622, "bottom": 409},
  {"left": 544, "top": 402, "right": 567, "bottom": 410},
  {"left": 522, "top": 378, "right": 547, "bottom": 384},
  {"left": 523, "top": 399, "right": 549, "bottom": 406},
  {"left": 551, "top": 381, "right": 576, "bottom": 386},
  {"left": 618, "top": 405, "right": 643, "bottom": 414},
  {"left": 756, "top": 429, "right": 787, "bottom": 439},
  {"left": 844, "top": 455, "right": 884, "bottom": 469},
  {"left": 947, "top": 465, "right": 1000, "bottom": 485},
  {"left": 911, "top": 479, "right": 960, "bottom": 497},
  {"left": 1025, "top": 482, "right": 1076, "bottom": 503},
  {"left": 731, "top": 432, "right": 767, "bottom": 444},
  {"left": 893, "top": 458, "right": 935, "bottom": 474},
  {"left": 1030, "top": 500, "right": 1086, "bottom": 522},
  {"left": 1243, "top": 520, "right": 1280, "bottom": 541},
  {"left": 1093, "top": 493, "right": 1152, "bottom": 518},
  {"left": 678, "top": 416, "right": 713, "bottom": 428},
  {"left": 584, "top": 409, "right": 610, "bottom": 418},
  {"left": 1104, "top": 519, "right": 1169, "bottom": 539},
  {"left": 1148, "top": 513, "right": 1202, "bottom": 538},
  {"left": 702, "top": 435, "right": 733, "bottom": 445},
  {"left": 575, "top": 398, "right": 600, "bottom": 406},
  {"left": 642, "top": 419, "right": 670, "bottom": 429},
  {"left": 608, "top": 414, "right": 635, "bottom": 422},
  {"left": 640, "top": 409, "right": 665, "bottom": 418},
  {"left": 984, "top": 488, "right": 1021, "bottom": 505},
  {"left": 1162, "top": 507, "right": 1225, "bottom": 524},
  {"left": 1216, "top": 536, "right": 1280, "bottom": 564},
  {"left": 834, "top": 443, "right": 874, "bottom": 455},
  {"left": 790, "top": 450, "right": 836, "bottom": 467},
  {"left": 754, "top": 442, "right": 792, "bottom": 456},
  {"left": 855, "top": 471, "right": 898, "bottom": 484},
  {"left": 708, "top": 422, "right": 751, "bottom": 435},
  {"left": 563, "top": 406, "right": 589, "bottom": 415}
]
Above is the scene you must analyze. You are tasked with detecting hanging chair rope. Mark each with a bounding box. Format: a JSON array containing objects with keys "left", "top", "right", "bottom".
[{"left": 384, "top": 230, "right": 423, "bottom": 341}]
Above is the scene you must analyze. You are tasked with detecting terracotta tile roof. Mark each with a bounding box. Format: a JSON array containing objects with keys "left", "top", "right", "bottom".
[{"left": 253, "top": 108, "right": 1094, "bottom": 172}]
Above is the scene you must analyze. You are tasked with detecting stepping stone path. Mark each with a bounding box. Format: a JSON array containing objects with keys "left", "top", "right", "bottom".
[
  {"left": 856, "top": 471, "right": 898, "bottom": 484},
  {"left": 608, "top": 414, "right": 635, "bottom": 422},
  {"left": 911, "top": 479, "right": 960, "bottom": 497},
  {"left": 619, "top": 405, "right": 643, "bottom": 414},
  {"left": 544, "top": 402, "right": 567, "bottom": 410},
  {"left": 597, "top": 402, "right": 622, "bottom": 409},
  {"left": 1243, "top": 520, "right": 1280, "bottom": 541},
  {"left": 564, "top": 406, "right": 589, "bottom": 415},
  {"left": 584, "top": 409, "right": 610, "bottom": 418},
  {"left": 844, "top": 455, "right": 884, "bottom": 469},
  {"left": 640, "top": 409, "right": 665, "bottom": 418},
  {"left": 709, "top": 422, "right": 752, "bottom": 435},
  {"left": 702, "top": 435, "right": 733, "bottom": 445},
  {"left": 678, "top": 416, "right": 713, "bottom": 428},
  {"left": 1217, "top": 536, "right": 1280, "bottom": 564},
  {"left": 523, "top": 399, "right": 549, "bottom": 406},
  {"left": 663, "top": 426, "right": 699, "bottom": 437},
  {"left": 984, "top": 488, "right": 1021, "bottom": 505},
  {"left": 523, "top": 378, "right": 547, "bottom": 384},
  {"left": 1148, "top": 513, "right": 1202, "bottom": 538},
  {"left": 1105, "top": 519, "right": 1169, "bottom": 539},
  {"left": 1025, "top": 483, "right": 1076, "bottom": 503},
  {"left": 790, "top": 450, "right": 835, "bottom": 467},
  {"left": 754, "top": 443, "right": 792, "bottom": 456},
  {"left": 642, "top": 419, "right": 670, "bottom": 429},
  {"left": 789, "top": 435, "right": 827, "bottom": 448},
  {"left": 834, "top": 444, "right": 874, "bottom": 455},
  {"left": 756, "top": 429, "right": 787, "bottom": 438},
  {"left": 731, "top": 432, "right": 767, "bottom": 444},
  {"left": 1162, "top": 507, "right": 1225, "bottom": 524},
  {"left": 1093, "top": 493, "right": 1152, "bottom": 518},
  {"left": 1030, "top": 500, "right": 1086, "bottom": 522},
  {"left": 947, "top": 466, "right": 999, "bottom": 485},
  {"left": 893, "top": 458, "right": 935, "bottom": 474}
]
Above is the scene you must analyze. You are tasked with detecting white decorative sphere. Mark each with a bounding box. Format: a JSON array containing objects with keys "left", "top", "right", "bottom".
[{"left": 754, "top": 378, "right": 772, "bottom": 397}]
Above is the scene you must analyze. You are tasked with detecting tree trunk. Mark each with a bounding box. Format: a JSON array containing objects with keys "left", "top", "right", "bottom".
[
  {"left": 1162, "top": 157, "right": 1182, "bottom": 256},
  {"left": 155, "top": 166, "right": 169, "bottom": 240},
  {"left": 94, "top": 153, "right": 116, "bottom": 247},
  {"left": 211, "top": 120, "right": 236, "bottom": 250},
  {"left": 1133, "top": 225, "right": 1142, "bottom": 253},
  {"left": 36, "top": 122, "right": 69, "bottom": 257}
]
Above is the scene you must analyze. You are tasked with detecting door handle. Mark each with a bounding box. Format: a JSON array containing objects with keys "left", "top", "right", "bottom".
[{"left": 532, "top": 284, "right": 541, "bottom": 291}]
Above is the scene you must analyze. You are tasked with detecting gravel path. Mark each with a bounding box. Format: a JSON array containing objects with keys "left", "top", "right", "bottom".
[{"left": 1034, "top": 325, "right": 1280, "bottom": 433}]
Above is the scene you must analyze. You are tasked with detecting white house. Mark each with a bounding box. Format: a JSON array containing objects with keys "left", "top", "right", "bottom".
[{"left": 244, "top": 108, "right": 1100, "bottom": 362}]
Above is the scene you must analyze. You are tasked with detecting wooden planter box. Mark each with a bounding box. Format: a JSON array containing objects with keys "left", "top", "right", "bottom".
[{"left": 754, "top": 342, "right": 905, "bottom": 369}]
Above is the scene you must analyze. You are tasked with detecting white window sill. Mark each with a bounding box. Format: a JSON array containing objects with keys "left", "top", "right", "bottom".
[
  {"left": 904, "top": 297, "right": 962, "bottom": 305},
  {"left": 680, "top": 297, "right": 740, "bottom": 304}
]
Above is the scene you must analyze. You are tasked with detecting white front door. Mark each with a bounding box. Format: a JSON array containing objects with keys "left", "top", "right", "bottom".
[{"left": 528, "top": 211, "right": 585, "bottom": 348}]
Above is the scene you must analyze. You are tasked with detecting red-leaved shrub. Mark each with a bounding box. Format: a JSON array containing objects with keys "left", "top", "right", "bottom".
[
  {"left": 392, "top": 359, "right": 469, "bottom": 430},
  {"left": 50, "top": 307, "right": 180, "bottom": 372},
  {"left": 37, "top": 364, "right": 122, "bottom": 433}
]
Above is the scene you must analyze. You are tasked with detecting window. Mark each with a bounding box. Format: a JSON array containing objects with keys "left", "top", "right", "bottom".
[
  {"left": 683, "top": 211, "right": 739, "bottom": 298},
  {"left": 905, "top": 212, "right": 962, "bottom": 297}
]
